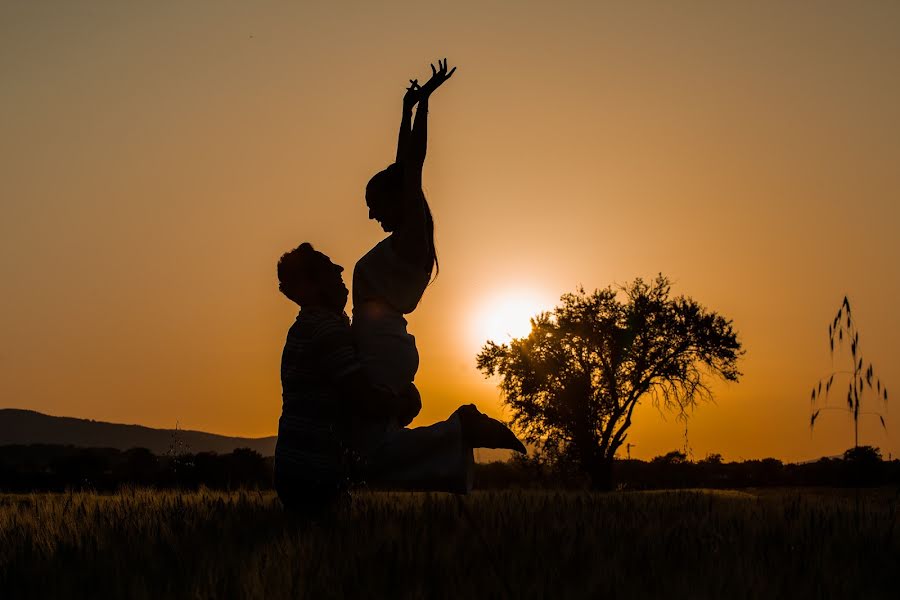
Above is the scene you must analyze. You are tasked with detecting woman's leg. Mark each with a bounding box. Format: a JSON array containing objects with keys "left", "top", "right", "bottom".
[{"left": 359, "top": 410, "right": 475, "bottom": 494}]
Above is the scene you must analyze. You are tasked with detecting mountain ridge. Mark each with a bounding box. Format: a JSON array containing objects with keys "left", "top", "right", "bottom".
[{"left": 0, "top": 409, "right": 277, "bottom": 456}]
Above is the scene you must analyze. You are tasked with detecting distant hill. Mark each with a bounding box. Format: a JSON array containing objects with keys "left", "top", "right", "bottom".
[
  {"left": 0, "top": 409, "right": 518, "bottom": 462},
  {"left": 0, "top": 409, "right": 276, "bottom": 456}
]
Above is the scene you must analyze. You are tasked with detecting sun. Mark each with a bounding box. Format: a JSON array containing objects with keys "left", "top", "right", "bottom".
[{"left": 473, "top": 289, "right": 550, "bottom": 347}]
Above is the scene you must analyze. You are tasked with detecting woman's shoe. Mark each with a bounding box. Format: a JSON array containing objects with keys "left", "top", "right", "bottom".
[{"left": 457, "top": 404, "right": 526, "bottom": 453}]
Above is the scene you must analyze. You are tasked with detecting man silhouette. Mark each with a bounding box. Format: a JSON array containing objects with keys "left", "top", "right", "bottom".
[{"left": 274, "top": 243, "right": 525, "bottom": 514}]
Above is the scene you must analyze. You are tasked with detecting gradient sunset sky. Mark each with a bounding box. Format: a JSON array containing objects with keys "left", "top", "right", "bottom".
[{"left": 3, "top": 1, "right": 898, "bottom": 461}]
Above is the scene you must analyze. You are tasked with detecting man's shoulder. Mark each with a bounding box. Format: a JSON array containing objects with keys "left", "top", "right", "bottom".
[
  {"left": 293, "top": 308, "right": 351, "bottom": 337},
  {"left": 285, "top": 308, "right": 358, "bottom": 374}
]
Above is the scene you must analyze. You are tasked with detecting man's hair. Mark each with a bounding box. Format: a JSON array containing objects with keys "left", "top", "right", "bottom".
[{"left": 277, "top": 242, "right": 318, "bottom": 299}]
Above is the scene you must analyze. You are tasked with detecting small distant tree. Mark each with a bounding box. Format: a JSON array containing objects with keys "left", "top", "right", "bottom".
[
  {"left": 843, "top": 445, "right": 881, "bottom": 463},
  {"left": 842, "top": 445, "right": 883, "bottom": 487},
  {"left": 700, "top": 452, "right": 724, "bottom": 465},
  {"left": 165, "top": 421, "right": 194, "bottom": 485},
  {"left": 477, "top": 275, "right": 743, "bottom": 490},
  {"left": 810, "top": 297, "right": 888, "bottom": 448},
  {"left": 651, "top": 450, "right": 688, "bottom": 465},
  {"left": 225, "top": 448, "right": 268, "bottom": 489},
  {"left": 121, "top": 447, "right": 158, "bottom": 484}
]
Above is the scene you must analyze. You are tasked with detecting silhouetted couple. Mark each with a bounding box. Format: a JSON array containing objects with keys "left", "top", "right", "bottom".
[{"left": 274, "top": 60, "right": 525, "bottom": 514}]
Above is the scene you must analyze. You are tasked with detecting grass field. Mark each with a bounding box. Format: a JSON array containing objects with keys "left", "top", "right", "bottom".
[{"left": 1, "top": 487, "right": 898, "bottom": 599}]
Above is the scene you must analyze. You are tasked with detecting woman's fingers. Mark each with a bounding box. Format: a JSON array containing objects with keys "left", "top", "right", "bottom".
[
  {"left": 418, "top": 59, "right": 455, "bottom": 95},
  {"left": 435, "top": 58, "right": 454, "bottom": 79}
]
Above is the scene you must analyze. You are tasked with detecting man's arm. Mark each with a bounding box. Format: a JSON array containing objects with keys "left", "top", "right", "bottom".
[
  {"left": 336, "top": 370, "right": 408, "bottom": 420},
  {"left": 310, "top": 316, "right": 406, "bottom": 419}
]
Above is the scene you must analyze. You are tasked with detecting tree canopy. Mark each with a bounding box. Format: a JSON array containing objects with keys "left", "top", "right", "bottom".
[{"left": 477, "top": 275, "right": 743, "bottom": 489}]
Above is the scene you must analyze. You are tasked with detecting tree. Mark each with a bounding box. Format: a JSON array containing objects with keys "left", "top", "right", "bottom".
[
  {"left": 810, "top": 297, "right": 888, "bottom": 448},
  {"left": 651, "top": 450, "right": 688, "bottom": 465},
  {"left": 120, "top": 447, "right": 159, "bottom": 484},
  {"left": 699, "top": 452, "right": 724, "bottom": 465},
  {"left": 225, "top": 448, "right": 268, "bottom": 489},
  {"left": 841, "top": 445, "right": 883, "bottom": 487},
  {"left": 477, "top": 275, "right": 743, "bottom": 490}
]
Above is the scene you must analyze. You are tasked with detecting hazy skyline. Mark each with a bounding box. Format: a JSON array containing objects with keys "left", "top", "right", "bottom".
[{"left": 2, "top": 1, "right": 898, "bottom": 461}]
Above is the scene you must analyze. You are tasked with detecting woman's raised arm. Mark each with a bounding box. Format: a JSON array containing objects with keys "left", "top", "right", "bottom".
[
  {"left": 405, "top": 60, "right": 456, "bottom": 175},
  {"left": 395, "top": 79, "right": 419, "bottom": 165},
  {"left": 393, "top": 59, "right": 455, "bottom": 270}
]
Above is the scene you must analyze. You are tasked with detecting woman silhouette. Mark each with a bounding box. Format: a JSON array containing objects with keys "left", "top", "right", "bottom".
[{"left": 351, "top": 59, "right": 456, "bottom": 425}]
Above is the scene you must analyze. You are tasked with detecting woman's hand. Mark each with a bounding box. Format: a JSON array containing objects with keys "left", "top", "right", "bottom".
[
  {"left": 402, "top": 79, "right": 420, "bottom": 111},
  {"left": 419, "top": 58, "right": 456, "bottom": 98}
]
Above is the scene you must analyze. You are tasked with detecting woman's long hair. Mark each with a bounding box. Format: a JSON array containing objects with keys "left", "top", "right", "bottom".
[{"left": 367, "top": 163, "right": 438, "bottom": 280}]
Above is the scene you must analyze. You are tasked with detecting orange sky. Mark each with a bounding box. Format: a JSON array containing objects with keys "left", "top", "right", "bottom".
[{"left": 2, "top": 1, "right": 898, "bottom": 461}]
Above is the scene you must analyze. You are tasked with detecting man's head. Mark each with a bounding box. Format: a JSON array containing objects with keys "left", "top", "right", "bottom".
[{"left": 277, "top": 243, "right": 348, "bottom": 311}]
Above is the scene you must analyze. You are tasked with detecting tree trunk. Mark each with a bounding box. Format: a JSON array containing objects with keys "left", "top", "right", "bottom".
[{"left": 588, "top": 456, "right": 614, "bottom": 491}]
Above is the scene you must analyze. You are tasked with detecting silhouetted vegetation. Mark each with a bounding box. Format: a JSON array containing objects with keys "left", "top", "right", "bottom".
[
  {"left": 0, "top": 445, "right": 272, "bottom": 492},
  {"left": 811, "top": 297, "right": 889, "bottom": 447},
  {"left": 478, "top": 276, "right": 743, "bottom": 490},
  {"left": 2, "top": 488, "right": 898, "bottom": 599},
  {"left": 3, "top": 444, "right": 896, "bottom": 492},
  {"left": 471, "top": 446, "right": 898, "bottom": 490}
]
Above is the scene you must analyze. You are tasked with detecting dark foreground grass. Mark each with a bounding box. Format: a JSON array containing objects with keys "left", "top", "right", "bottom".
[{"left": 1, "top": 487, "right": 898, "bottom": 599}]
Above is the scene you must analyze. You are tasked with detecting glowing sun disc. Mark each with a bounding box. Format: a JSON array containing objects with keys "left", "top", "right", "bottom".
[{"left": 474, "top": 290, "right": 547, "bottom": 346}]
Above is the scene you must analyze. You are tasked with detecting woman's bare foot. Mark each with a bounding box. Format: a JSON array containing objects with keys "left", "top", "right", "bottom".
[{"left": 457, "top": 404, "right": 526, "bottom": 453}]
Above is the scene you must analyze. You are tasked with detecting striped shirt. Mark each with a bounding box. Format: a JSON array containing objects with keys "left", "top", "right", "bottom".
[{"left": 275, "top": 307, "right": 361, "bottom": 490}]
